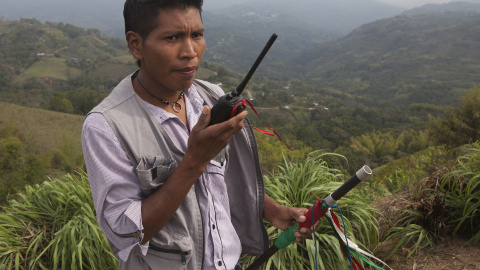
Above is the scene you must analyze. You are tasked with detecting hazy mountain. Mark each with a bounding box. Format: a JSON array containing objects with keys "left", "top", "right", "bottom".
[
  {"left": 294, "top": 9, "right": 480, "bottom": 106},
  {"left": 0, "top": 0, "right": 403, "bottom": 38},
  {"left": 219, "top": 0, "right": 404, "bottom": 35},
  {"left": 402, "top": 1, "right": 480, "bottom": 15},
  {"left": 198, "top": 0, "right": 403, "bottom": 73},
  {"left": 201, "top": 9, "right": 333, "bottom": 75},
  {"left": 0, "top": 0, "right": 403, "bottom": 73},
  {"left": 0, "top": 0, "right": 124, "bottom": 37}
]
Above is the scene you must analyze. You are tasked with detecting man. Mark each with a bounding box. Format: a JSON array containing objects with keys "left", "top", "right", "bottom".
[{"left": 82, "top": 0, "right": 312, "bottom": 269}]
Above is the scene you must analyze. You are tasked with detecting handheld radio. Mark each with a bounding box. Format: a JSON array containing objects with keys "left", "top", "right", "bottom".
[{"left": 208, "top": 33, "right": 278, "bottom": 126}]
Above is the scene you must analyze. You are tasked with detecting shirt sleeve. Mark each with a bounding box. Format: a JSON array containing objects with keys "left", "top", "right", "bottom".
[{"left": 82, "top": 113, "right": 149, "bottom": 261}]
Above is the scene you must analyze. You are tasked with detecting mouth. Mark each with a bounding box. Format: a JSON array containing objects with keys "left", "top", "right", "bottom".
[{"left": 175, "top": 67, "right": 197, "bottom": 77}]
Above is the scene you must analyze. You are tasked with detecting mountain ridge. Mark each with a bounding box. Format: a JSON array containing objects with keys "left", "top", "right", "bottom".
[{"left": 294, "top": 8, "right": 480, "bottom": 107}]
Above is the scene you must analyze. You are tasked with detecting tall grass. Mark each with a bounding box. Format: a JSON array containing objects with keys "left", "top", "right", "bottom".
[
  {"left": 382, "top": 142, "right": 480, "bottom": 259},
  {"left": 0, "top": 152, "right": 380, "bottom": 270},
  {"left": 243, "top": 152, "right": 381, "bottom": 269},
  {"left": 441, "top": 142, "right": 480, "bottom": 243},
  {"left": 0, "top": 171, "right": 117, "bottom": 269}
]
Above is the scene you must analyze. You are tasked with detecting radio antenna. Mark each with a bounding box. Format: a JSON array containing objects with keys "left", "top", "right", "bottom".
[{"left": 231, "top": 33, "right": 278, "bottom": 98}]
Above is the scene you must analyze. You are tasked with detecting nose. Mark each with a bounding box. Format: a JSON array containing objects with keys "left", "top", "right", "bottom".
[{"left": 179, "top": 38, "right": 197, "bottom": 59}]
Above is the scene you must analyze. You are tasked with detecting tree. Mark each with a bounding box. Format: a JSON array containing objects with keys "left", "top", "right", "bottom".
[
  {"left": 66, "top": 88, "right": 107, "bottom": 115},
  {"left": 48, "top": 92, "right": 74, "bottom": 113},
  {"left": 428, "top": 85, "right": 480, "bottom": 146},
  {"left": 0, "top": 125, "right": 48, "bottom": 204},
  {"left": 350, "top": 131, "right": 403, "bottom": 160}
]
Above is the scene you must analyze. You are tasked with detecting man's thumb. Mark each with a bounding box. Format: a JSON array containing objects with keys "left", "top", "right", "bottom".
[
  {"left": 197, "top": 105, "right": 211, "bottom": 128},
  {"left": 295, "top": 208, "right": 307, "bottom": 223}
]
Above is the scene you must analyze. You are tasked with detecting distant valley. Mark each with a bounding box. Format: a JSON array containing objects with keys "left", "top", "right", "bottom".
[
  {"left": 0, "top": 0, "right": 404, "bottom": 73},
  {"left": 1, "top": 1, "right": 480, "bottom": 170}
]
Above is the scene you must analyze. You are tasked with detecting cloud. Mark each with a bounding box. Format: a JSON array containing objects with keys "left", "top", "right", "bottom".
[{"left": 376, "top": 0, "right": 452, "bottom": 8}]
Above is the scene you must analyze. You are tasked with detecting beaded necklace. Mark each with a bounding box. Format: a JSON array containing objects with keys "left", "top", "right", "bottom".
[{"left": 137, "top": 76, "right": 184, "bottom": 113}]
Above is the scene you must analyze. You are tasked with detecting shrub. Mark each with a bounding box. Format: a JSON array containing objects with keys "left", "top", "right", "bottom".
[
  {"left": 441, "top": 142, "right": 480, "bottom": 243},
  {"left": 0, "top": 171, "right": 118, "bottom": 269}
]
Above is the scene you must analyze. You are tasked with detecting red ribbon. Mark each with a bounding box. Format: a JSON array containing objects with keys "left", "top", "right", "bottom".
[
  {"left": 232, "top": 99, "right": 292, "bottom": 151},
  {"left": 331, "top": 212, "right": 365, "bottom": 270}
]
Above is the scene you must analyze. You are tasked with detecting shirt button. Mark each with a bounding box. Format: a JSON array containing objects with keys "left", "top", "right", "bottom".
[
  {"left": 212, "top": 224, "right": 216, "bottom": 229},
  {"left": 218, "top": 261, "right": 223, "bottom": 266}
]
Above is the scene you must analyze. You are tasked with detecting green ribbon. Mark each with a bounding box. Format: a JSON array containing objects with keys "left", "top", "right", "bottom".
[{"left": 274, "top": 222, "right": 299, "bottom": 249}]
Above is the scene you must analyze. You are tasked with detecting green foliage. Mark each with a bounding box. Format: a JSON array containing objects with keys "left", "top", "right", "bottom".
[
  {"left": 381, "top": 142, "right": 480, "bottom": 259},
  {"left": 44, "top": 148, "right": 72, "bottom": 172},
  {"left": 0, "top": 122, "right": 26, "bottom": 141},
  {"left": 48, "top": 88, "right": 107, "bottom": 115},
  {"left": 350, "top": 131, "right": 403, "bottom": 160},
  {"left": 48, "top": 92, "right": 74, "bottom": 113},
  {"left": 348, "top": 129, "right": 433, "bottom": 170},
  {"left": 0, "top": 19, "right": 136, "bottom": 110},
  {"left": 2, "top": 15, "right": 466, "bottom": 168},
  {"left": 0, "top": 171, "right": 118, "bottom": 269},
  {"left": 440, "top": 142, "right": 480, "bottom": 243},
  {"left": 41, "top": 134, "right": 84, "bottom": 173},
  {"left": 429, "top": 85, "right": 480, "bottom": 146},
  {"left": 0, "top": 134, "right": 48, "bottom": 205},
  {"left": 255, "top": 134, "right": 313, "bottom": 174},
  {"left": 0, "top": 121, "right": 84, "bottom": 204},
  {"left": 243, "top": 152, "right": 380, "bottom": 269},
  {"left": 65, "top": 88, "right": 107, "bottom": 115},
  {"left": 299, "top": 14, "right": 480, "bottom": 107},
  {"left": 384, "top": 223, "right": 435, "bottom": 259}
]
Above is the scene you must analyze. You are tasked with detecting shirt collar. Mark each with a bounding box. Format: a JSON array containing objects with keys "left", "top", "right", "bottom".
[{"left": 141, "top": 83, "right": 205, "bottom": 124}]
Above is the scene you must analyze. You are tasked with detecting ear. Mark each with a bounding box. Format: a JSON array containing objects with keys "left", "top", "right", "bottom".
[{"left": 126, "top": 31, "right": 144, "bottom": 61}]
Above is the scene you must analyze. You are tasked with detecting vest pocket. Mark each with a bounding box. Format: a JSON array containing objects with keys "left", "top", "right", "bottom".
[
  {"left": 136, "top": 156, "right": 175, "bottom": 195},
  {"left": 206, "top": 159, "right": 226, "bottom": 176},
  {"left": 145, "top": 233, "right": 193, "bottom": 269},
  {"left": 149, "top": 245, "right": 190, "bottom": 265}
]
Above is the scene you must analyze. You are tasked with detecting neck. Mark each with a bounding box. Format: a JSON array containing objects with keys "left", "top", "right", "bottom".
[
  {"left": 132, "top": 72, "right": 189, "bottom": 125},
  {"left": 132, "top": 75, "right": 177, "bottom": 105}
]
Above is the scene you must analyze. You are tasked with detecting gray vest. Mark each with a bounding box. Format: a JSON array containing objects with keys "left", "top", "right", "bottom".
[{"left": 89, "top": 74, "right": 269, "bottom": 269}]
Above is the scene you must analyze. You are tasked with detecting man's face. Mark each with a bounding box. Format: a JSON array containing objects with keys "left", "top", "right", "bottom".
[{"left": 139, "top": 7, "right": 205, "bottom": 94}]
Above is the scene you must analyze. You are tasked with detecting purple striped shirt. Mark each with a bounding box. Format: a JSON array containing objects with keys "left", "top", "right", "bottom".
[{"left": 82, "top": 83, "right": 241, "bottom": 269}]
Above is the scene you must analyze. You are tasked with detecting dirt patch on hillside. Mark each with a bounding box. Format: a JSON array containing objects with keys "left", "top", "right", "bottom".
[{"left": 372, "top": 189, "right": 480, "bottom": 270}]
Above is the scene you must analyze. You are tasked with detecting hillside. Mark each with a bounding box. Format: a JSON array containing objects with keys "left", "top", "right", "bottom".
[
  {"left": 295, "top": 7, "right": 480, "bottom": 107},
  {"left": 0, "top": 102, "right": 84, "bottom": 154},
  {"left": 0, "top": 0, "right": 406, "bottom": 75},
  {"left": 201, "top": 0, "right": 403, "bottom": 74},
  {"left": 402, "top": 1, "right": 480, "bottom": 15},
  {"left": 0, "top": 18, "right": 137, "bottom": 92},
  {"left": 202, "top": 10, "right": 332, "bottom": 75},
  {"left": 3, "top": 7, "right": 480, "bottom": 171}
]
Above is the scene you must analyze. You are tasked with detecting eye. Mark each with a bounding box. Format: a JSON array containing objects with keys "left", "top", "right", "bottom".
[
  {"left": 192, "top": 32, "right": 204, "bottom": 39},
  {"left": 165, "top": 35, "right": 177, "bottom": 41}
]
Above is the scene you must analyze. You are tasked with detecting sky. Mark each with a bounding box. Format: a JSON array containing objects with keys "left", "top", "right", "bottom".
[{"left": 377, "top": 0, "right": 453, "bottom": 8}]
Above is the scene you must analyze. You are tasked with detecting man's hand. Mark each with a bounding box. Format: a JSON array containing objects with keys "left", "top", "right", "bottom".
[
  {"left": 184, "top": 105, "right": 247, "bottom": 174},
  {"left": 263, "top": 195, "right": 315, "bottom": 242}
]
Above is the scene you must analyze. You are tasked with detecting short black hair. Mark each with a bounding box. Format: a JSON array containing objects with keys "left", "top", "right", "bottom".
[
  {"left": 124, "top": 0, "right": 203, "bottom": 67},
  {"left": 124, "top": 0, "right": 203, "bottom": 40}
]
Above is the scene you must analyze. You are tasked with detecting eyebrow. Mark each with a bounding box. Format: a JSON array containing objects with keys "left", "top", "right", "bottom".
[{"left": 161, "top": 27, "right": 204, "bottom": 35}]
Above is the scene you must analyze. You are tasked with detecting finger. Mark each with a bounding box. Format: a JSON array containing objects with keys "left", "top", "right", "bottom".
[
  {"left": 191, "top": 105, "right": 211, "bottom": 133},
  {"left": 294, "top": 232, "right": 302, "bottom": 241},
  {"left": 227, "top": 110, "right": 247, "bottom": 128},
  {"left": 215, "top": 110, "right": 247, "bottom": 136},
  {"left": 290, "top": 208, "right": 307, "bottom": 223},
  {"left": 294, "top": 230, "right": 312, "bottom": 241}
]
